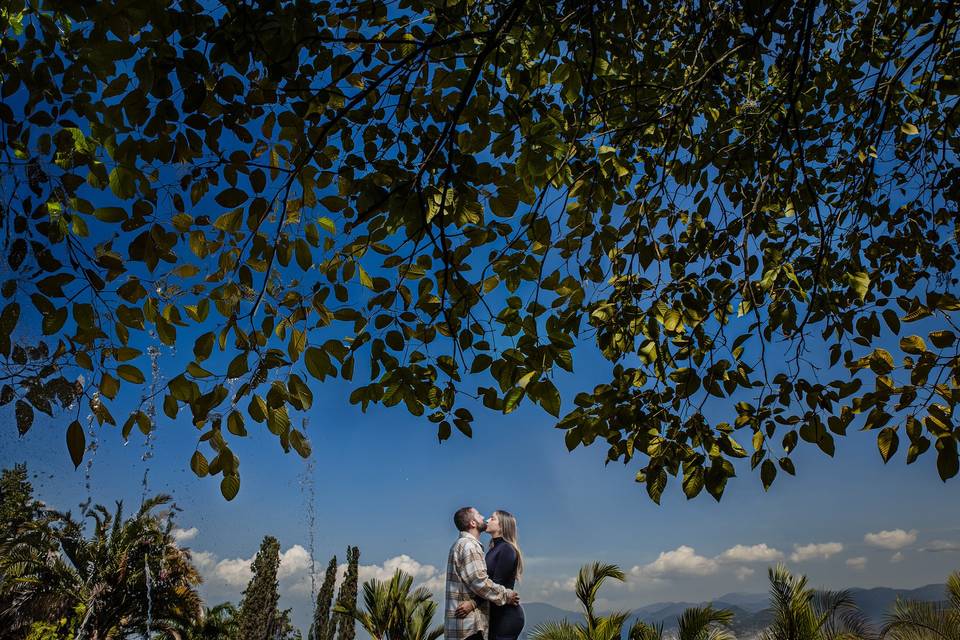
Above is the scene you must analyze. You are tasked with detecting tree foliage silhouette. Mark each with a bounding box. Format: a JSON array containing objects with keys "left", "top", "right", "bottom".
[{"left": 1, "top": 0, "right": 958, "bottom": 501}]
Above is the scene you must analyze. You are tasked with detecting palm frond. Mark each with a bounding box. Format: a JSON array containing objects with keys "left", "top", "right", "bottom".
[
  {"left": 881, "top": 598, "right": 959, "bottom": 640},
  {"left": 762, "top": 564, "right": 820, "bottom": 640},
  {"left": 529, "top": 619, "right": 587, "bottom": 640},
  {"left": 677, "top": 605, "right": 734, "bottom": 640},
  {"left": 575, "top": 562, "right": 625, "bottom": 628},
  {"left": 594, "top": 610, "right": 631, "bottom": 640},
  {"left": 814, "top": 589, "right": 875, "bottom": 640},
  {"left": 946, "top": 571, "right": 960, "bottom": 615},
  {"left": 629, "top": 619, "right": 664, "bottom": 640}
]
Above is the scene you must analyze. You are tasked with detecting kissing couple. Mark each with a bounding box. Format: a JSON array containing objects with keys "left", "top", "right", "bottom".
[{"left": 444, "top": 507, "right": 525, "bottom": 640}]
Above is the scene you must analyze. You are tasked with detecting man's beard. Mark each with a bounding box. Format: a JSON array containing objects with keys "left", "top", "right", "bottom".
[{"left": 477, "top": 520, "right": 487, "bottom": 532}]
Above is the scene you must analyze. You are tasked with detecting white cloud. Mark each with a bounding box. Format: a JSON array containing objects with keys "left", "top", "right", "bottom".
[
  {"left": 631, "top": 546, "right": 718, "bottom": 579},
  {"left": 213, "top": 557, "right": 254, "bottom": 588},
  {"left": 717, "top": 544, "right": 783, "bottom": 563},
  {"left": 735, "top": 567, "right": 755, "bottom": 581},
  {"left": 846, "top": 557, "right": 867, "bottom": 570},
  {"left": 358, "top": 554, "right": 439, "bottom": 585},
  {"left": 196, "top": 543, "right": 315, "bottom": 590},
  {"left": 191, "top": 550, "right": 216, "bottom": 570},
  {"left": 172, "top": 527, "right": 199, "bottom": 543},
  {"left": 790, "top": 543, "right": 843, "bottom": 562},
  {"left": 288, "top": 574, "right": 315, "bottom": 597},
  {"left": 891, "top": 551, "right": 905, "bottom": 563},
  {"left": 420, "top": 574, "right": 446, "bottom": 593},
  {"left": 921, "top": 540, "right": 960, "bottom": 552},
  {"left": 279, "top": 545, "right": 312, "bottom": 579},
  {"left": 289, "top": 554, "right": 444, "bottom": 598},
  {"left": 544, "top": 577, "right": 578, "bottom": 592},
  {"left": 864, "top": 529, "right": 917, "bottom": 550}
]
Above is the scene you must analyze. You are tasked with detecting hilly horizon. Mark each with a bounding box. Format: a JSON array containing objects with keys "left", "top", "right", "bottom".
[{"left": 517, "top": 581, "right": 947, "bottom": 638}]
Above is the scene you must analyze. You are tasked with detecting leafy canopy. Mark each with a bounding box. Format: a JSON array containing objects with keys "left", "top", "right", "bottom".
[{"left": 1, "top": 0, "right": 958, "bottom": 501}]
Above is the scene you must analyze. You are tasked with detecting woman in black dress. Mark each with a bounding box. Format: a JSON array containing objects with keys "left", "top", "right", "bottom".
[{"left": 481, "top": 510, "right": 525, "bottom": 640}]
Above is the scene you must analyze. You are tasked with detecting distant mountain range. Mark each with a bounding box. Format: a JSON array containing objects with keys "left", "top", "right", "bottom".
[{"left": 518, "top": 582, "right": 947, "bottom": 639}]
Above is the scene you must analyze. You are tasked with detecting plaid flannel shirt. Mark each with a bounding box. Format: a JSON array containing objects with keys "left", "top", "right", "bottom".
[{"left": 445, "top": 531, "right": 514, "bottom": 640}]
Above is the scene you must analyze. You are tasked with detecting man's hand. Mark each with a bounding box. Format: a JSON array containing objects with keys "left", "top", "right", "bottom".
[
  {"left": 455, "top": 601, "right": 475, "bottom": 618},
  {"left": 508, "top": 591, "right": 520, "bottom": 606}
]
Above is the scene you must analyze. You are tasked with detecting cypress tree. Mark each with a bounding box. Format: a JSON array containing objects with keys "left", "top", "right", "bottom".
[
  {"left": 274, "top": 607, "right": 303, "bottom": 640},
  {"left": 238, "top": 535, "right": 282, "bottom": 640},
  {"left": 334, "top": 546, "right": 360, "bottom": 640},
  {"left": 308, "top": 555, "right": 338, "bottom": 640}
]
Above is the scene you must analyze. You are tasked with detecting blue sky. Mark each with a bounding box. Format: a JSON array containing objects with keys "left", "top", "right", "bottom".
[
  {"left": 3, "top": 362, "right": 959, "bottom": 632},
  {"left": 2, "top": 5, "right": 958, "bottom": 634}
]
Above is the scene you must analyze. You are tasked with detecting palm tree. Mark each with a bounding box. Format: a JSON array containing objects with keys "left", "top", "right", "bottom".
[
  {"left": 0, "top": 465, "right": 75, "bottom": 637},
  {"left": 629, "top": 606, "right": 734, "bottom": 640},
  {"left": 880, "top": 570, "right": 960, "bottom": 640},
  {"left": 628, "top": 620, "right": 665, "bottom": 640},
  {"left": 674, "top": 606, "right": 735, "bottom": 640},
  {"left": 174, "top": 602, "right": 239, "bottom": 640},
  {"left": 761, "top": 563, "right": 875, "bottom": 640},
  {"left": 403, "top": 596, "right": 442, "bottom": 640},
  {"left": 0, "top": 510, "right": 75, "bottom": 637},
  {"left": 530, "top": 562, "right": 630, "bottom": 640},
  {"left": 54, "top": 494, "right": 202, "bottom": 639},
  {"left": 335, "top": 569, "right": 442, "bottom": 640},
  {"left": 531, "top": 562, "right": 734, "bottom": 640}
]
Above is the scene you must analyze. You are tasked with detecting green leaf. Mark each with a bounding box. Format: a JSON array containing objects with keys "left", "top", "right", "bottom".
[
  {"left": 109, "top": 167, "right": 136, "bottom": 199},
  {"left": 66, "top": 420, "right": 85, "bottom": 468},
  {"left": 317, "top": 216, "right": 336, "bottom": 234},
  {"left": 163, "top": 394, "right": 178, "bottom": 419},
  {"left": 215, "top": 188, "right": 248, "bottom": 208},
  {"left": 929, "top": 330, "right": 956, "bottom": 348},
  {"left": 848, "top": 271, "right": 870, "bottom": 300},
  {"left": 290, "top": 429, "right": 312, "bottom": 458},
  {"left": 899, "top": 335, "right": 926, "bottom": 354},
  {"left": 15, "top": 400, "right": 33, "bottom": 435},
  {"left": 321, "top": 195, "right": 347, "bottom": 211},
  {"left": 437, "top": 420, "right": 451, "bottom": 442},
  {"left": 877, "top": 427, "right": 899, "bottom": 463},
  {"left": 227, "top": 410, "right": 247, "bottom": 436},
  {"left": 220, "top": 474, "right": 240, "bottom": 500},
  {"left": 358, "top": 265, "right": 373, "bottom": 289},
  {"left": 503, "top": 387, "right": 524, "bottom": 414},
  {"left": 682, "top": 466, "right": 704, "bottom": 499},
  {"left": 646, "top": 469, "right": 667, "bottom": 504},
  {"left": 190, "top": 450, "right": 209, "bottom": 477},
  {"left": 470, "top": 353, "right": 492, "bottom": 373},
  {"left": 868, "top": 348, "right": 894, "bottom": 375},
  {"left": 116, "top": 364, "right": 145, "bottom": 383},
  {"left": 194, "top": 332, "right": 215, "bottom": 361},
  {"left": 304, "top": 347, "right": 329, "bottom": 380},
  {"left": 287, "top": 373, "right": 313, "bottom": 410},
  {"left": 187, "top": 362, "right": 214, "bottom": 378},
  {"left": 936, "top": 436, "right": 958, "bottom": 481},
  {"left": 295, "top": 238, "right": 312, "bottom": 271},
  {"left": 93, "top": 207, "right": 128, "bottom": 223},
  {"left": 760, "top": 459, "right": 777, "bottom": 491},
  {"left": 42, "top": 308, "right": 68, "bottom": 335},
  {"left": 900, "top": 122, "right": 919, "bottom": 135},
  {"left": 248, "top": 395, "right": 268, "bottom": 422},
  {"left": 779, "top": 457, "right": 796, "bottom": 475},
  {"left": 100, "top": 373, "right": 120, "bottom": 399},
  {"left": 226, "top": 353, "right": 249, "bottom": 378},
  {"left": 214, "top": 209, "right": 242, "bottom": 233},
  {"left": 538, "top": 379, "right": 561, "bottom": 417}
]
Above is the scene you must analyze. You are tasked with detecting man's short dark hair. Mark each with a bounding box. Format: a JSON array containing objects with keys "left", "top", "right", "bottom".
[{"left": 454, "top": 506, "right": 475, "bottom": 532}]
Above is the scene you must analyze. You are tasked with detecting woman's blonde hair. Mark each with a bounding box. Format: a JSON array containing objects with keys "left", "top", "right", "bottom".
[{"left": 492, "top": 509, "right": 523, "bottom": 580}]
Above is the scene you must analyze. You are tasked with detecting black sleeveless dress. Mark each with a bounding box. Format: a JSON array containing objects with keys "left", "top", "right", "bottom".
[{"left": 486, "top": 537, "right": 524, "bottom": 640}]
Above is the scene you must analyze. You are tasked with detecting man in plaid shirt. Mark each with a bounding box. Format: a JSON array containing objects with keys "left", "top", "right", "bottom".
[{"left": 445, "top": 507, "right": 521, "bottom": 640}]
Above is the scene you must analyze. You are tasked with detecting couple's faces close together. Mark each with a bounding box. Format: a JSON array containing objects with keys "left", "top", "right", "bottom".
[{"left": 470, "top": 509, "right": 501, "bottom": 537}]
